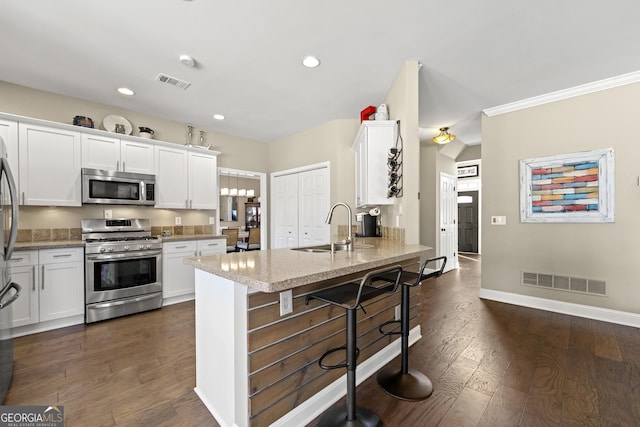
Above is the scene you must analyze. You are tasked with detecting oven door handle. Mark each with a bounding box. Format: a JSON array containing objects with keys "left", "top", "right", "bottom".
[{"left": 86, "top": 250, "right": 162, "bottom": 261}]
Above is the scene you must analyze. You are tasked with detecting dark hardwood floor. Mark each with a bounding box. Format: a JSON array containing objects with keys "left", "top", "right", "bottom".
[{"left": 6, "top": 254, "right": 640, "bottom": 426}]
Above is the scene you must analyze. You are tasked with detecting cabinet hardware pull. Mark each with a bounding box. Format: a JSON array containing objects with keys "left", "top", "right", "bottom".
[
  {"left": 41, "top": 265, "right": 45, "bottom": 290},
  {"left": 176, "top": 245, "right": 187, "bottom": 249},
  {"left": 32, "top": 265, "right": 36, "bottom": 292},
  {"left": 21, "top": 192, "right": 25, "bottom": 204},
  {"left": 53, "top": 254, "right": 72, "bottom": 258},
  {"left": 123, "top": 161, "right": 126, "bottom": 172},
  {"left": 10, "top": 257, "right": 23, "bottom": 262},
  {"left": 117, "top": 160, "right": 120, "bottom": 171}
]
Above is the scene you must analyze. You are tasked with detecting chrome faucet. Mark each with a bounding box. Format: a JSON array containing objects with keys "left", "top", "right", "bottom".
[{"left": 325, "top": 202, "right": 353, "bottom": 250}]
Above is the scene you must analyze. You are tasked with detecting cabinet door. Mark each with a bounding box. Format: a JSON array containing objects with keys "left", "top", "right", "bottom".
[
  {"left": 39, "top": 261, "right": 84, "bottom": 322},
  {"left": 8, "top": 265, "right": 39, "bottom": 327},
  {"left": 298, "top": 168, "right": 330, "bottom": 246},
  {"left": 121, "top": 140, "right": 154, "bottom": 174},
  {"left": 0, "top": 119, "right": 19, "bottom": 203},
  {"left": 163, "top": 251, "right": 196, "bottom": 299},
  {"left": 353, "top": 121, "right": 395, "bottom": 207},
  {"left": 18, "top": 124, "right": 82, "bottom": 206},
  {"left": 188, "top": 152, "right": 217, "bottom": 209},
  {"left": 155, "top": 145, "right": 188, "bottom": 209},
  {"left": 81, "top": 133, "right": 121, "bottom": 171}
]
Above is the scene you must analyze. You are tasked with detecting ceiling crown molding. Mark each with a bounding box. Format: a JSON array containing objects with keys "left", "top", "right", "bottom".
[{"left": 483, "top": 70, "right": 640, "bottom": 117}]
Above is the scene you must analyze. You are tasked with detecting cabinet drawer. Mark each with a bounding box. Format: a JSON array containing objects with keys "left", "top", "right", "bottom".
[
  {"left": 39, "top": 248, "right": 83, "bottom": 264},
  {"left": 197, "top": 239, "right": 225, "bottom": 251},
  {"left": 8, "top": 250, "right": 39, "bottom": 267},
  {"left": 163, "top": 241, "right": 197, "bottom": 254}
]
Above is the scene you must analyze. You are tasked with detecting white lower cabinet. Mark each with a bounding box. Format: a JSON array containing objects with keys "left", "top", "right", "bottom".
[
  {"left": 162, "top": 239, "right": 225, "bottom": 305},
  {"left": 9, "top": 248, "right": 84, "bottom": 331}
]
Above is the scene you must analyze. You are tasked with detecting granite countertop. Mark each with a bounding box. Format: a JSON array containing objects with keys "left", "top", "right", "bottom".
[
  {"left": 160, "top": 234, "right": 226, "bottom": 242},
  {"left": 15, "top": 240, "right": 85, "bottom": 251},
  {"left": 184, "top": 238, "right": 431, "bottom": 293}
]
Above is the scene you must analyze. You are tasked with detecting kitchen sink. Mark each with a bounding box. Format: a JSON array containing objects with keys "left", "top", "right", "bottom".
[{"left": 291, "top": 243, "right": 373, "bottom": 253}]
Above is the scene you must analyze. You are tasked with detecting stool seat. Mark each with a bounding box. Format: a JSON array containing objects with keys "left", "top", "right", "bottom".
[
  {"left": 377, "top": 256, "right": 447, "bottom": 401},
  {"left": 306, "top": 265, "right": 403, "bottom": 427}
]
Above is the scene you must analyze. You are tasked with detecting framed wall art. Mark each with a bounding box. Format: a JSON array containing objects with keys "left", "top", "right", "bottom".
[
  {"left": 458, "top": 164, "right": 479, "bottom": 178},
  {"left": 519, "top": 148, "right": 614, "bottom": 223}
]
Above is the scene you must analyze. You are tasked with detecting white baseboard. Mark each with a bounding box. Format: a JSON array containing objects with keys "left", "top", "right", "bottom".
[
  {"left": 162, "top": 293, "right": 194, "bottom": 306},
  {"left": 11, "top": 315, "right": 84, "bottom": 338},
  {"left": 269, "top": 325, "right": 422, "bottom": 427},
  {"left": 478, "top": 288, "right": 640, "bottom": 328}
]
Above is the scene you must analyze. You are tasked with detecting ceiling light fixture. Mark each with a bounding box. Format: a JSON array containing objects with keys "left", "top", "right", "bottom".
[
  {"left": 179, "top": 54, "right": 196, "bottom": 68},
  {"left": 213, "top": 114, "right": 225, "bottom": 120},
  {"left": 117, "top": 87, "right": 135, "bottom": 96},
  {"left": 433, "top": 127, "right": 456, "bottom": 144},
  {"left": 302, "top": 55, "right": 320, "bottom": 68}
]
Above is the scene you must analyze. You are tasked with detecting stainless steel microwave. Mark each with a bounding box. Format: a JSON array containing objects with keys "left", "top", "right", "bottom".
[{"left": 82, "top": 168, "right": 156, "bottom": 206}]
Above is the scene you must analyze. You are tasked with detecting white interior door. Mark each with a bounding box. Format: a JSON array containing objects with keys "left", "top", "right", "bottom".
[
  {"left": 440, "top": 172, "right": 458, "bottom": 272},
  {"left": 298, "top": 168, "right": 330, "bottom": 246}
]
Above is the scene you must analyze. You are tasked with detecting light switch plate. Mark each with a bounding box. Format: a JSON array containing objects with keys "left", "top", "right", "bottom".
[
  {"left": 209, "top": 217, "right": 215, "bottom": 224},
  {"left": 175, "top": 217, "right": 182, "bottom": 225},
  {"left": 103, "top": 209, "right": 112, "bottom": 219},
  {"left": 491, "top": 215, "right": 507, "bottom": 225}
]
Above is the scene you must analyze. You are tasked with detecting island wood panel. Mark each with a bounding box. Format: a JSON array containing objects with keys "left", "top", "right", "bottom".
[
  {"left": 249, "top": 309, "right": 421, "bottom": 403},
  {"left": 248, "top": 315, "right": 421, "bottom": 427},
  {"left": 243, "top": 259, "right": 421, "bottom": 426},
  {"left": 247, "top": 300, "right": 420, "bottom": 394}
]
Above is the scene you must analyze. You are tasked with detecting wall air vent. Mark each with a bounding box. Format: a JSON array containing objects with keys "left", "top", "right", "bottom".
[
  {"left": 154, "top": 73, "right": 191, "bottom": 90},
  {"left": 522, "top": 271, "right": 607, "bottom": 296}
]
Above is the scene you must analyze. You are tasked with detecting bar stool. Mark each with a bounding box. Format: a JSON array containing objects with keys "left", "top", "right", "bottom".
[
  {"left": 376, "top": 256, "right": 447, "bottom": 401},
  {"left": 305, "top": 265, "right": 403, "bottom": 427}
]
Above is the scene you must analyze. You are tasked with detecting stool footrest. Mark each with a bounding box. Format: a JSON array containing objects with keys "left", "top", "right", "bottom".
[
  {"left": 318, "top": 345, "right": 360, "bottom": 370},
  {"left": 379, "top": 319, "right": 402, "bottom": 336}
]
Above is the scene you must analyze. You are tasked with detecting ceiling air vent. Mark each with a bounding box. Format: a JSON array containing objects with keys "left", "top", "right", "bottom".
[{"left": 154, "top": 73, "right": 191, "bottom": 90}]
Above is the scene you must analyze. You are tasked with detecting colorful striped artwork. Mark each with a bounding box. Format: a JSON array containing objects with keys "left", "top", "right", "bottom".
[
  {"left": 519, "top": 149, "right": 614, "bottom": 223},
  {"left": 530, "top": 162, "right": 599, "bottom": 213}
]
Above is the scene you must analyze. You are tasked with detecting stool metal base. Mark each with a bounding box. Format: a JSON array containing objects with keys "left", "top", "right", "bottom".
[
  {"left": 377, "top": 366, "right": 433, "bottom": 401},
  {"left": 317, "top": 405, "right": 383, "bottom": 427}
]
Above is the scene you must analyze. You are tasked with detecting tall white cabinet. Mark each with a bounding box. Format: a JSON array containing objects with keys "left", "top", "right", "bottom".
[
  {"left": 272, "top": 166, "right": 329, "bottom": 248},
  {"left": 353, "top": 120, "right": 397, "bottom": 208},
  {"left": 18, "top": 123, "right": 82, "bottom": 206}
]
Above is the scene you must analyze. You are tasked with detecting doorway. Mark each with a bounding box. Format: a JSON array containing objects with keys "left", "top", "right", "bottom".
[
  {"left": 457, "top": 190, "right": 479, "bottom": 253},
  {"left": 218, "top": 168, "right": 268, "bottom": 249},
  {"left": 439, "top": 172, "right": 458, "bottom": 272}
]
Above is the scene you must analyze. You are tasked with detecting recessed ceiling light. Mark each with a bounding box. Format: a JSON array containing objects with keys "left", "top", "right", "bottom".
[
  {"left": 213, "top": 114, "right": 225, "bottom": 120},
  {"left": 117, "top": 87, "right": 135, "bottom": 96},
  {"left": 302, "top": 56, "right": 320, "bottom": 68}
]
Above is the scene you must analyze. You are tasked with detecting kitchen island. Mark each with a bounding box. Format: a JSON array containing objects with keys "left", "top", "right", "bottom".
[{"left": 184, "top": 239, "right": 431, "bottom": 427}]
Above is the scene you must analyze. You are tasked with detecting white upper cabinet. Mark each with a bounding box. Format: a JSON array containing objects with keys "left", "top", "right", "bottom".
[
  {"left": 188, "top": 151, "right": 218, "bottom": 210},
  {"left": 154, "top": 145, "right": 217, "bottom": 209},
  {"left": 0, "top": 119, "right": 19, "bottom": 200},
  {"left": 82, "top": 134, "right": 154, "bottom": 174},
  {"left": 18, "top": 123, "right": 82, "bottom": 206},
  {"left": 353, "top": 120, "right": 396, "bottom": 208},
  {"left": 155, "top": 145, "right": 189, "bottom": 209}
]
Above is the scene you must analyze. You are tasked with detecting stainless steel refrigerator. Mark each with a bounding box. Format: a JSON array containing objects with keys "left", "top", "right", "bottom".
[{"left": 0, "top": 135, "right": 20, "bottom": 403}]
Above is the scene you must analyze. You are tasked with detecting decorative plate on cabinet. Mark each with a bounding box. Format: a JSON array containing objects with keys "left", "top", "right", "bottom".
[{"left": 102, "top": 115, "right": 133, "bottom": 135}]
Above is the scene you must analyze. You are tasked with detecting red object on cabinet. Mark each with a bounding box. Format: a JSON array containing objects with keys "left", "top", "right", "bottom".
[{"left": 360, "top": 106, "right": 376, "bottom": 122}]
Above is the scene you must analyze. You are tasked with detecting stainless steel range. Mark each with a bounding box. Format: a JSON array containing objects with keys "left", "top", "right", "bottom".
[{"left": 82, "top": 218, "right": 162, "bottom": 323}]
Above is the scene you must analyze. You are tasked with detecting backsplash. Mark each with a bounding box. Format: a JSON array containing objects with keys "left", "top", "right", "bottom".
[
  {"left": 17, "top": 224, "right": 215, "bottom": 242},
  {"left": 151, "top": 225, "right": 214, "bottom": 237},
  {"left": 17, "top": 228, "right": 83, "bottom": 242},
  {"left": 338, "top": 225, "right": 405, "bottom": 242}
]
